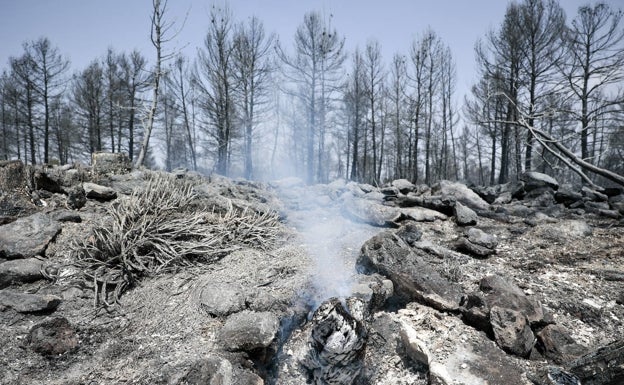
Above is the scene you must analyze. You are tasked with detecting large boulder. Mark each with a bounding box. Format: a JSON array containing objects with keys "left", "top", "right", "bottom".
[
  {"left": 391, "top": 179, "right": 416, "bottom": 194},
  {"left": 341, "top": 196, "right": 402, "bottom": 227},
  {"left": 0, "top": 213, "right": 62, "bottom": 259},
  {"left": 358, "top": 230, "right": 463, "bottom": 312},
  {"left": 431, "top": 180, "right": 490, "bottom": 211}
]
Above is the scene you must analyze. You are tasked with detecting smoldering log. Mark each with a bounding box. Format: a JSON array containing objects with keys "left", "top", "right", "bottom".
[{"left": 301, "top": 297, "right": 368, "bottom": 385}]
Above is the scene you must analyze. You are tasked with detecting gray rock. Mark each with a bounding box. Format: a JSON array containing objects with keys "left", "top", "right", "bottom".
[
  {"left": 359, "top": 230, "right": 463, "bottom": 311},
  {"left": 0, "top": 290, "right": 61, "bottom": 313},
  {"left": 454, "top": 201, "right": 478, "bottom": 226},
  {"left": 0, "top": 258, "right": 44, "bottom": 288},
  {"left": 393, "top": 194, "right": 456, "bottom": 216},
  {"left": 521, "top": 171, "right": 559, "bottom": 191},
  {"left": 33, "top": 169, "right": 64, "bottom": 194},
  {"left": 27, "top": 316, "right": 78, "bottom": 355},
  {"left": 395, "top": 222, "right": 423, "bottom": 246},
  {"left": 351, "top": 273, "right": 394, "bottom": 311},
  {"left": 537, "top": 324, "right": 588, "bottom": 365},
  {"left": 609, "top": 194, "right": 624, "bottom": 215},
  {"left": 91, "top": 151, "right": 131, "bottom": 175},
  {"left": 581, "top": 186, "right": 608, "bottom": 202},
  {"left": 83, "top": 182, "right": 117, "bottom": 200},
  {"left": 341, "top": 196, "right": 402, "bottom": 227},
  {"left": 398, "top": 303, "right": 533, "bottom": 385},
  {"left": 391, "top": 179, "right": 416, "bottom": 194},
  {"left": 0, "top": 160, "right": 27, "bottom": 191},
  {"left": 200, "top": 283, "right": 246, "bottom": 317},
  {"left": 166, "top": 355, "right": 234, "bottom": 385},
  {"left": 51, "top": 210, "right": 82, "bottom": 223},
  {"left": 456, "top": 228, "right": 498, "bottom": 258},
  {"left": 431, "top": 180, "right": 490, "bottom": 211},
  {"left": 466, "top": 227, "right": 498, "bottom": 249},
  {"left": 456, "top": 237, "right": 497, "bottom": 258},
  {"left": 399, "top": 206, "right": 448, "bottom": 222},
  {"left": 490, "top": 306, "right": 535, "bottom": 357},
  {"left": 461, "top": 275, "right": 551, "bottom": 358},
  {"left": 555, "top": 185, "right": 583, "bottom": 207},
  {"left": 219, "top": 310, "right": 279, "bottom": 352},
  {"left": 494, "top": 191, "right": 513, "bottom": 204},
  {"left": 542, "top": 220, "right": 592, "bottom": 240},
  {"left": 0, "top": 212, "right": 62, "bottom": 259},
  {"left": 66, "top": 185, "right": 86, "bottom": 209}
]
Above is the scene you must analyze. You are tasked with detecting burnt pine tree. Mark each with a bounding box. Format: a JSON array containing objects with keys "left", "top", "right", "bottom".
[
  {"left": 195, "top": 5, "right": 236, "bottom": 176},
  {"left": 232, "top": 16, "right": 274, "bottom": 180},
  {"left": 561, "top": 3, "right": 624, "bottom": 164},
  {"left": 277, "top": 11, "right": 345, "bottom": 184}
]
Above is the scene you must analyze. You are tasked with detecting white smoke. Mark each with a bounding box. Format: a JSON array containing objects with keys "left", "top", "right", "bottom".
[{"left": 274, "top": 178, "right": 378, "bottom": 309}]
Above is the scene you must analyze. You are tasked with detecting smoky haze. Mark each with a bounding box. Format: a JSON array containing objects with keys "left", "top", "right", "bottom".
[{"left": 274, "top": 179, "right": 379, "bottom": 308}]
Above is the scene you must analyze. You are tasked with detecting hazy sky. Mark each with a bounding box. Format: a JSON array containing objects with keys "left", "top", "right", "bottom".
[{"left": 0, "top": 0, "right": 617, "bottom": 101}]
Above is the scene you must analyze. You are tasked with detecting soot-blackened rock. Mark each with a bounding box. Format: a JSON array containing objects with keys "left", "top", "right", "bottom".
[{"left": 302, "top": 297, "right": 368, "bottom": 385}]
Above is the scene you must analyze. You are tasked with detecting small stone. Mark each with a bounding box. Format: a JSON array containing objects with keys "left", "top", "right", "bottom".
[
  {"left": 466, "top": 228, "right": 498, "bottom": 249},
  {"left": 395, "top": 222, "right": 423, "bottom": 245},
  {"left": 0, "top": 290, "right": 62, "bottom": 313},
  {"left": 490, "top": 306, "right": 535, "bottom": 357},
  {"left": 219, "top": 311, "right": 279, "bottom": 352},
  {"left": 65, "top": 185, "right": 86, "bottom": 209},
  {"left": 83, "top": 182, "right": 117, "bottom": 201},
  {"left": 27, "top": 316, "right": 78, "bottom": 355},
  {"left": 199, "top": 283, "right": 246, "bottom": 317},
  {"left": 0, "top": 258, "right": 44, "bottom": 288}
]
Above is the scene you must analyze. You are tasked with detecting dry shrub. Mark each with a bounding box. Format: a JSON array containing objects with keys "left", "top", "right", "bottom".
[{"left": 71, "top": 172, "right": 282, "bottom": 307}]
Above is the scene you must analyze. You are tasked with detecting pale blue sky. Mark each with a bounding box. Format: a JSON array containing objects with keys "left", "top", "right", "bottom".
[{"left": 0, "top": 0, "right": 615, "bottom": 100}]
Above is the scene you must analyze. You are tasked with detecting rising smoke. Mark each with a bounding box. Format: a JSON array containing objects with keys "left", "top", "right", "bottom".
[{"left": 274, "top": 178, "right": 379, "bottom": 309}]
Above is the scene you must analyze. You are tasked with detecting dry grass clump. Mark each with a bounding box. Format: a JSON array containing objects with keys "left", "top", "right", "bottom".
[{"left": 71, "top": 172, "right": 282, "bottom": 307}]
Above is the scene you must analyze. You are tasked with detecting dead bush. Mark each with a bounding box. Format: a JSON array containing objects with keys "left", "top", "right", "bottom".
[{"left": 71, "top": 172, "right": 282, "bottom": 306}]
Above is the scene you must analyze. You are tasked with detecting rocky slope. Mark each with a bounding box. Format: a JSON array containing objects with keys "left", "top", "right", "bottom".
[{"left": 1, "top": 157, "right": 623, "bottom": 385}]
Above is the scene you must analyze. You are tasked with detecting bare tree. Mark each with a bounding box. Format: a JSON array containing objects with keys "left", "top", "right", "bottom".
[
  {"left": 277, "top": 11, "right": 345, "bottom": 184},
  {"left": 167, "top": 55, "right": 197, "bottom": 170},
  {"left": 561, "top": 2, "right": 624, "bottom": 163},
  {"left": 10, "top": 53, "right": 39, "bottom": 164},
  {"left": 136, "top": 0, "right": 178, "bottom": 167},
  {"left": 388, "top": 54, "right": 408, "bottom": 179},
  {"left": 119, "top": 50, "right": 149, "bottom": 160},
  {"left": 517, "top": 0, "right": 566, "bottom": 171},
  {"left": 232, "top": 16, "right": 274, "bottom": 180},
  {"left": 364, "top": 39, "right": 385, "bottom": 183},
  {"left": 194, "top": 5, "right": 236, "bottom": 175},
  {"left": 344, "top": 48, "right": 368, "bottom": 182},
  {"left": 73, "top": 60, "right": 105, "bottom": 156}
]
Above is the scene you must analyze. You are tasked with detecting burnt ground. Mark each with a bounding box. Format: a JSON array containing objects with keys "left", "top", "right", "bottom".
[{"left": 0, "top": 171, "right": 623, "bottom": 385}]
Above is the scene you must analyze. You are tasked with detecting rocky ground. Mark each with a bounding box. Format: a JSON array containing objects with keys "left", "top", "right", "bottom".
[{"left": 0, "top": 156, "right": 623, "bottom": 385}]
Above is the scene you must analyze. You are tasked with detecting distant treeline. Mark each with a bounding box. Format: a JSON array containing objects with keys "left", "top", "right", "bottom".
[{"left": 1, "top": 0, "right": 622, "bottom": 186}]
